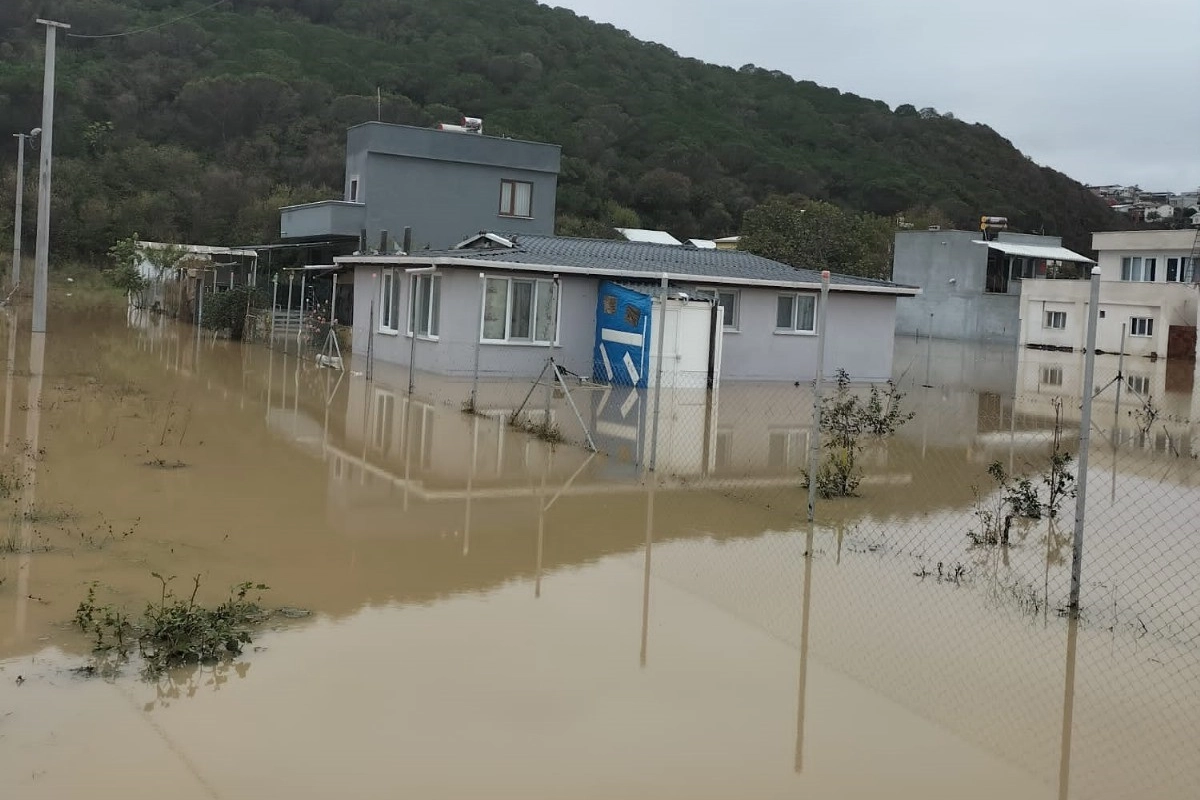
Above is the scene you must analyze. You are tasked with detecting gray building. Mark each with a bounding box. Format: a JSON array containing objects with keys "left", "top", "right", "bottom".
[
  {"left": 280, "top": 122, "right": 561, "bottom": 252},
  {"left": 892, "top": 229, "right": 1093, "bottom": 343},
  {"left": 336, "top": 233, "right": 918, "bottom": 384}
]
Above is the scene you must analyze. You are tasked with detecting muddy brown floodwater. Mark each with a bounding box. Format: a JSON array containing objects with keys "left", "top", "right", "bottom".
[{"left": 1, "top": 303, "right": 1197, "bottom": 799}]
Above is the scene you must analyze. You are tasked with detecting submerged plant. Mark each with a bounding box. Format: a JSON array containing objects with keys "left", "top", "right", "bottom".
[
  {"left": 803, "top": 368, "right": 914, "bottom": 498},
  {"left": 74, "top": 573, "right": 272, "bottom": 679}
]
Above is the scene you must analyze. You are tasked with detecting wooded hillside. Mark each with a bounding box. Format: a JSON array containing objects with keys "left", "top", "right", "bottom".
[{"left": 0, "top": 0, "right": 1124, "bottom": 259}]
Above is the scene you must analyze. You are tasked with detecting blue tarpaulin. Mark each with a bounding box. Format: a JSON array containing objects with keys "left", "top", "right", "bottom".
[{"left": 594, "top": 281, "right": 652, "bottom": 388}]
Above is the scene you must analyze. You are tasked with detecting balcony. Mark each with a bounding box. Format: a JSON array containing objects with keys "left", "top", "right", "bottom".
[{"left": 280, "top": 200, "right": 366, "bottom": 241}]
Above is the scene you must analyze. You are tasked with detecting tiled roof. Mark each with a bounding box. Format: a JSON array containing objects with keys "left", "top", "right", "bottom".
[{"left": 405, "top": 233, "right": 915, "bottom": 293}]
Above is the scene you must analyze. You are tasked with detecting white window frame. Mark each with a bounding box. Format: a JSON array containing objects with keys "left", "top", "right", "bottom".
[
  {"left": 407, "top": 273, "right": 441, "bottom": 340},
  {"left": 348, "top": 176, "right": 360, "bottom": 203},
  {"left": 696, "top": 287, "right": 740, "bottom": 331},
  {"left": 1125, "top": 374, "right": 1151, "bottom": 396},
  {"left": 775, "top": 292, "right": 818, "bottom": 334},
  {"left": 479, "top": 275, "right": 560, "bottom": 345},
  {"left": 378, "top": 268, "right": 402, "bottom": 334},
  {"left": 1166, "top": 257, "right": 1195, "bottom": 283},
  {"left": 498, "top": 179, "right": 534, "bottom": 218},
  {"left": 1129, "top": 316, "right": 1154, "bottom": 337},
  {"left": 1040, "top": 366, "right": 1064, "bottom": 386},
  {"left": 767, "top": 429, "right": 809, "bottom": 470},
  {"left": 1120, "top": 256, "right": 1156, "bottom": 282},
  {"left": 1044, "top": 310, "right": 1066, "bottom": 329}
]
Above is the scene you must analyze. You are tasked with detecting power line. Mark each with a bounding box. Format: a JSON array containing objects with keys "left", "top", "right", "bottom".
[{"left": 66, "top": 0, "right": 230, "bottom": 40}]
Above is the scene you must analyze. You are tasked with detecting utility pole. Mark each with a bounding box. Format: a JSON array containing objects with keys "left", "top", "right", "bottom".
[
  {"left": 10, "top": 130, "right": 38, "bottom": 291},
  {"left": 31, "top": 18, "right": 70, "bottom": 334}
]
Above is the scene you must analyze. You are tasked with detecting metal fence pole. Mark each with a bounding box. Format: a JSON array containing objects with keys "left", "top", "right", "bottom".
[
  {"left": 1068, "top": 266, "right": 1102, "bottom": 616},
  {"left": 807, "top": 270, "right": 831, "bottom": 523},
  {"left": 270, "top": 273, "right": 278, "bottom": 348},
  {"left": 470, "top": 272, "right": 484, "bottom": 412},
  {"left": 284, "top": 271, "right": 294, "bottom": 356},
  {"left": 11, "top": 133, "right": 28, "bottom": 290},
  {"left": 297, "top": 270, "right": 307, "bottom": 352},
  {"left": 649, "top": 273, "right": 668, "bottom": 472}
]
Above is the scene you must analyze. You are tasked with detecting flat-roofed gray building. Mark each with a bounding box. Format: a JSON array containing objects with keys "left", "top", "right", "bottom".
[{"left": 280, "top": 122, "right": 561, "bottom": 253}]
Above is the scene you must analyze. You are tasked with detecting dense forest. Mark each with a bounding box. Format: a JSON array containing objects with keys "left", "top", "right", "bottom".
[{"left": 0, "top": 0, "right": 1124, "bottom": 263}]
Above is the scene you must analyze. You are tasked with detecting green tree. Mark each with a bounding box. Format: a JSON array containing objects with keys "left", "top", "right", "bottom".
[{"left": 740, "top": 196, "right": 893, "bottom": 279}]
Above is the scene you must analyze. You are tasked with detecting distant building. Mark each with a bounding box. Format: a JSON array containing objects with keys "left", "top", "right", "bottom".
[
  {"left": 279, "top": 121, "right": 561, "bottom": 253},
  {"left": 713, "top": 236, "right": 741, "bottom": 251},
  {"left": 1019, "top": 230, "right": 1198, "bottom": 359},
  {"left": 892, "top": 229, "right": 1094, "bottom": 343}
]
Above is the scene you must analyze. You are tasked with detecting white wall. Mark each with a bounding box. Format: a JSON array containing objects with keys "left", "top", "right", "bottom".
[{"left": 1019, "top": 280, "right": 1196, "bottom": 357}]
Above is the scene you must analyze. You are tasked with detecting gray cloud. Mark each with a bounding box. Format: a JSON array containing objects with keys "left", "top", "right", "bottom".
[{"left": 550, "top": 0, "right": 1200, "bottom": 191}]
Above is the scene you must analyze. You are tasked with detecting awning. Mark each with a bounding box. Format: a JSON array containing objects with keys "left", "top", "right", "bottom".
[{"left": 973, "top": 240, "right": 1095, "bottom": 264}]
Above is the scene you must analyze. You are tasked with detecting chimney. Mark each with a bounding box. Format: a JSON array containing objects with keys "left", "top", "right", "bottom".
[
  {"left": 402, "top": 227, "right": 412, "bottom": 254},
  {"left": 379, "top": 229, "right": 389, "bottom": 254}
]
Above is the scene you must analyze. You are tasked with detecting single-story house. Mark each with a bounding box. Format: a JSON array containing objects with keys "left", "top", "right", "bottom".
[{"left": 335, "top": 233, "right": 919, "bottom": 384}]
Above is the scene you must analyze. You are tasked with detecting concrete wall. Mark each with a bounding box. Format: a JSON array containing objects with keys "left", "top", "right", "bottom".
[
  {"left": 1019, "top": 279, "right": 1197, "bottom": 357},
  {"left": 346, "top": 122, "right": 560, "bottom": 251},
  {"left": 280, "top": 201, "right": 366, "bottom": 240},
  {"left": 892, "top": 230, "right": 1020, "bottom": 342}
]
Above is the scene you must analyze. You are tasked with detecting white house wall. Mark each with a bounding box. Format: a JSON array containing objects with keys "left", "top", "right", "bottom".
[{"left": 1019, "top": 280, "right": 1196, "bottom": 357}]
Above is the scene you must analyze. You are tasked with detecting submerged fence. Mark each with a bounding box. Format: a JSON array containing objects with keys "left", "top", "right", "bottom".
[
  {"left": 356, "top": 268, "right": 1196, "bottom": 800},
  {"left": 139, "top": 260, "right": 1197, "bottom": 799}
]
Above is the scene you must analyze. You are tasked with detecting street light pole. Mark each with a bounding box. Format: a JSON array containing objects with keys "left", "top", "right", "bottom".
[
  {"left": 10, "top": 131, "right": 38, "bottom": 291},
  {"left": 31, "top": 18, "right": 70, "bottom": 334}
]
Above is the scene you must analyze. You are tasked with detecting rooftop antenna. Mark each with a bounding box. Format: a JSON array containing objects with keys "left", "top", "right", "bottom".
[{"left": 376, "top": 87, "right": 381, "bottom": 121}]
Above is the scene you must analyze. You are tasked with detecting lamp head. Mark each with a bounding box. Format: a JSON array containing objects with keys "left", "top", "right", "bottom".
[{"left": 30, "top": 128, "right": 41, "bottom": 139}]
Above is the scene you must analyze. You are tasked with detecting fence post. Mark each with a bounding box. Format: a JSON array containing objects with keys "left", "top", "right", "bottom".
[
  {"left": 270, "top": 273, "right": 278, "bottom": 349},
  {"left": 284, "top": 271, "right": 295, "bottom": 356},
  {"left": 807, "top": 270, "right": 831, "bottom": 523},
  {"left": 649, "top": 272, "right": 668, "bottom": 472},
  {"left": 1068, "top": 265, "right": 1101, "bottom": 616},
  {"left": 297, "top": 270, "right": 307, "bottom": 353},
  {"left": 470, "top": 272, "right": 484, "bottom": 412}
]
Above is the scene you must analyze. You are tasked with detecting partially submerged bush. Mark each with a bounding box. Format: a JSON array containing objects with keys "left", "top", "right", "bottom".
[
  {"left": 200, "top": 286, "right": 269, "bottom": 340},
  {"left": 75, "top": 573, "right": 271, "bottom": 678},
  {"left": 804, "top": 369, "right": 914, "bottom": 498}
]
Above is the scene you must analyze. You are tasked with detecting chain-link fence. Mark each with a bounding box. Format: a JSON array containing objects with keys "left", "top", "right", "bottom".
[{"left": 633, "top": 331, "right": 1199, "bottom": 800}]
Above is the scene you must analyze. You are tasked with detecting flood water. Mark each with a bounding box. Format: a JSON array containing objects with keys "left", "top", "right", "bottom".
[{"left": 1, "top": 302, "right": 1197, "bottom": 799}]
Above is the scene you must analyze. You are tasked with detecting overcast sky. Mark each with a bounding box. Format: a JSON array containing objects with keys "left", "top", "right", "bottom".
[{"left": 550, "top": 0, "right": 1200, "bottom": 191}]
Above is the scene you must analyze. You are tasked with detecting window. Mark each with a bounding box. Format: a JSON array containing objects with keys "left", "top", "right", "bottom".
[
  {"left": 776, "top": 293, "right": 817, "bottom": 333},
  {"left": 378, "top": 269, "right": 402, "bottom": 333},
  {"left": 1166, "top": 257, "right": 1195, "bottom": 283},
  {"left": 696, "top": 288, "right": 739, "bottom": 329},
  {"left": 481, "top": 276, "right": 558, "bottom": 343},
  {"left": 371, "top": 390, "right": 396, "bottom": 452},
  {"left": 1044, "top": 310, "right": 1066, "bottom": 329},
  {"left": 408, "top": 273, "right": 441, "bottom": 338},
  {"left": 1129, "top": 316, "right": 1154, "bottom": 337},
  {"left": 1120, "top": 257, "right": 1156, "bottom": 282},
  {"left": 348, "top": 177, "right": 359, "bottom": 202},
  {"left": 499, "top": 180, "right": 533, "bottom": 218},
  {"left": 1125, "top": 375, "right": 1150, "bottom": 396},
  {"left": 767, "top": 430, "right": 808, "bottom": 470},
  {"left": 1040, "top": 366, "right": 1064, "bottom": 386}
]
